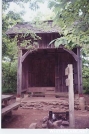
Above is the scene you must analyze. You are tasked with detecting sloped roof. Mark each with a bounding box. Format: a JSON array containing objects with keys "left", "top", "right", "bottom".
[{"left": 6, "top": 20, "right": 61, "bottom": 35}]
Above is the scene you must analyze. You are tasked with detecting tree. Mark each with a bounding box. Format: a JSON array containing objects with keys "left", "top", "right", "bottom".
[
  {"left": 2, "top": 0, "right": 29, "bottom": 93},
  {"left": 2, "top": 0, "right": 39, "bottom": 11},
  {"left": 2, "top": 0, "right": 42, "bottom": 93},
  {"left": 48, "top": 0, "right": 89, "bottom": 48},
  {"left": 48, "top": 0, "right": 89, "bottom": 91},
  {"left": 2, "top": 10, "right": 23, "bottom": 92}
]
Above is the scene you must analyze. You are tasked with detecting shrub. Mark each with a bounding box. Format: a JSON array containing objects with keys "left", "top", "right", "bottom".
[{"left": 2, "top": 60, "right": 17, "bottom": 93}]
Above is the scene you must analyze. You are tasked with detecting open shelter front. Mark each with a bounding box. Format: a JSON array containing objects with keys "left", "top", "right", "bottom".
[
  {"left": 6, "top": 20, "right": 83, "bottom": 96},
  {"left": 21, "top": 47, "right": 82, "bottom": 95}
]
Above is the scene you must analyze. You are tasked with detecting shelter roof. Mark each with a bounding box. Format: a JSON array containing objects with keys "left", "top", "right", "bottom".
[{"left": 6, "top": 20, "right": 61, "bottom": 35}]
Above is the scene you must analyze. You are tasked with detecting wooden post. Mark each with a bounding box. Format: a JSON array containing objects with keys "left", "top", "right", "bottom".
[
  {"left": 26, "top": 64, "right": 28, "bottom": 91},
  {"left": 65, "top": 64, "right": 75, "bottom": 128},
  {"left": 17, "top": 49, "right": 22, "bottom": 96},
  {"left": 55, "top": 53, "right": 59, "bottom": 92},
  {"left": 77, "top": 47, "right": 83, "bottom": 94},
  {"left": 68, "top": 64, "right": 75, "bottom": 128},
  {"left": 80, "top": 56, "right": 83, "bottom": 93}
]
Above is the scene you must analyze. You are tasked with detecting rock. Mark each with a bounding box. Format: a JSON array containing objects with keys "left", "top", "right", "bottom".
[
  {"left": 64, "top": 103, "right": 69, "bottom": 106},
  {"left": 37, "top": 105, "right": 43, "bottom": 109},
  {"left": 16, "top": 97, "right": 21, "bottom": 102},
  {"left": 74, "top": 102, "right": 79, "bottom": 105},
  {"left": 33, "top": 108, "right": 37, "bottom": 110},
  {"left": 65, "top": 107, "right": 68, "bottom": 110},
  {"left": 47, "top": 120, "right": 54, "bottom": 128},
  {"left": 29, "top": 123, "right": 37, "bottom": 129},
  {"left": 52, "top": 105, "right": 57, "bottom": 108},
  {"left": 22, "top": 101, "right": 27, "bottom": 104},
  {"left": 29, "top": 107, "right": 33, "bottom": 109},
  {"left": 52, "top": 102, "right": 59, "bottom": 105},
  {"left": 25, "top": 107, "right": 31, "bottom": 109},
  {"left": 27, "top": 104, "right": 34, "bottom": 107},
  {"left": 74, "top": 105, "right": 79, "bottom": 110},
  {"left": 42, "top": 123, "right": 47, "bottom": 128},
  {"left": 86, "top": 105, "right": 89, "bottom": 111},
  {"left": 41, "top": 102, "right": 48, "bottom": 105},
  {"left": 52, "top": 108, "right": 60, "bottom": 112},
  {"left": 22, "top": 106, "right": 26, "bottom": 108},
  {"left": 60, "top": 106, "right": 65, "bottom": 109},
  {"left": 43, "top": 116, "right": 48, "bottom": 123},
  {"left": 60, "top": 125, "right": 65, "bottom": 129},
  {"left": 62, "top": 121, "right": 69, "bottom": 126},
  {"left": 53, "top": 120, "right": 62, "bottom": 128}
]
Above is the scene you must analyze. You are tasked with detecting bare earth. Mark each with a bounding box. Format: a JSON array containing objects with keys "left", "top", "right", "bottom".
[{"left": 2, "top": 96, "right": 89, "bottom": 129}]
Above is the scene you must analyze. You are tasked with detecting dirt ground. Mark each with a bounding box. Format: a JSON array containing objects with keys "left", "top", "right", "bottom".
[{"left": 2, "top": 96, "right": 89, "bottom": 129}]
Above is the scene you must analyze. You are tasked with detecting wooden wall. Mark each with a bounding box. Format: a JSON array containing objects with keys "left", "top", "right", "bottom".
[
  {"left": 27, "top": 52, "right": 55, "bottom": 87},
  {"left": 35, "top": 33, "right": 60, "bottom": 48}
]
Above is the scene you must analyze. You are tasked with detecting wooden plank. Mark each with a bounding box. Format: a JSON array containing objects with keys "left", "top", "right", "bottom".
[
  {"left": 28, "top": 87, "right": 55, "bottom": 93},
  {"left": 2, "top": 102, "right": 20, "bottom": 116},
  {"left": 55, "top": 92, "right": 68, "bottom": 97}
]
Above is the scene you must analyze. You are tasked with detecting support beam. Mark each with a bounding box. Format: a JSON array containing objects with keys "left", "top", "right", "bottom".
[
  {"left": 17, "top": 49, "right": 22, "bottom": 96},
  {"left": 26, "top": 65, "right": 29, "bottom": 91},
  {"left": 77, "top": 47, "right": 83, "bottom": 94},
  {"left": 55, "top": 53, "right": 59, "bottom": 92}
]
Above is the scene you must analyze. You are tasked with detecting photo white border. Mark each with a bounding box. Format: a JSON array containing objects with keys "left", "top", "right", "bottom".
[{"left": 0, "top": 1, "right": 89, "bottom": 134}]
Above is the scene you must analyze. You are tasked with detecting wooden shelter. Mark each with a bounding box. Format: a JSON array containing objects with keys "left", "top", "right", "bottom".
[{"left": 6, "top": 20, "right": 83, "bottom": 96}]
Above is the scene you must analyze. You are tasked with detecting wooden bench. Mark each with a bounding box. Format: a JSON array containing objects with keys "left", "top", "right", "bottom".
[{"left": 2, "top": 102, "right": 20, "bottom": 116}]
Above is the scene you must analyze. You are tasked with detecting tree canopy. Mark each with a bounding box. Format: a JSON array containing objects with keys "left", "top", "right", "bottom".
[{"left": 48, "top": 0, "right": 89, "bottom": 49}]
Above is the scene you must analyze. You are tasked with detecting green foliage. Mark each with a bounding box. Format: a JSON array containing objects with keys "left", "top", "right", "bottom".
[
  {"left": 83, "top": 89, "right": 89, "bottom": 94},
  {"left": 48, "top": 0, "right": 89, "bottom": 48},
  {"left": 31, "top": 10, "right": 55, "bottom": 21},
  {"left": 2, "top": 60, "right": 17, "bottom": 93},
  {"left": 2, "top": 0, "right": 25, "bottom": 93},
  {"left": 49, "top": 37, "right": 68, "bottom": 48},
  {"left": 82, "top": 59, "right": 89, "bottom": 91},
  {"left": 2, "top": 10, "right": 23, "bottom": 58},
  {"left": 2, "top": 0, "right": 40, "bottom": 13}
]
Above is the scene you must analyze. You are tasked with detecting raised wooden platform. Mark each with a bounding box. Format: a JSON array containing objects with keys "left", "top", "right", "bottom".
[
  {"left": 28, "top": 87, "right": 55, "bottom": 92},
  {"left": 27, "top": 87, "right": 68, "bottom": 97}
]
